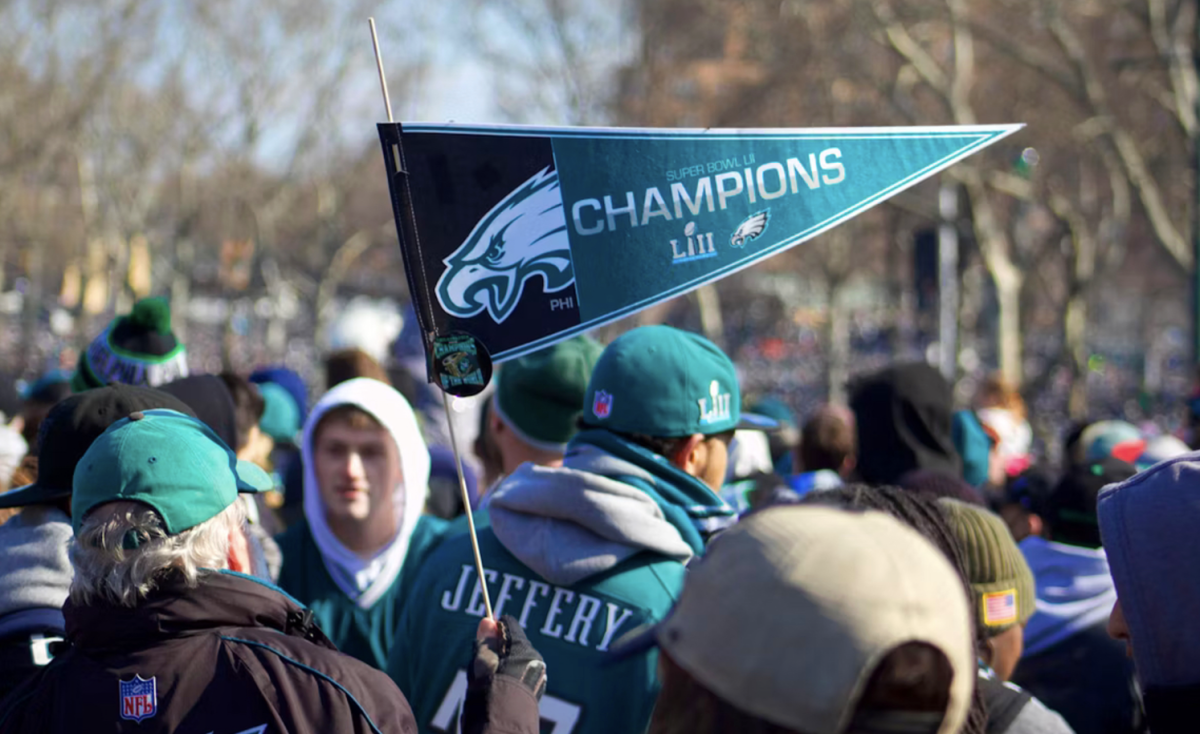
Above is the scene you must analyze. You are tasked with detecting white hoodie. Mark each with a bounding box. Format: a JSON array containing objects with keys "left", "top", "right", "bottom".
[{"left": 301, "top": 378, "right": 430, "bottom": 609}]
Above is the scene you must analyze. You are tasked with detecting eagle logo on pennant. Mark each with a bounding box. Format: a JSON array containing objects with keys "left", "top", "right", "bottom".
[{"left": 436, "top": 167, "right": 575, "bottom": 324}]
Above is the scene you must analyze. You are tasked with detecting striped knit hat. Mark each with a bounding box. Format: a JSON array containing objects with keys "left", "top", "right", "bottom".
[
  {"left": 72, "top": 297, "right": 188, "bottom": 391},
  {"left": 939, "top": 498, "right": 1036, "bottom": 636}
]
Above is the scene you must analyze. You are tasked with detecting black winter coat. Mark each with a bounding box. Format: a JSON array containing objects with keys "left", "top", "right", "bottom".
[{"left": 0, "top": 571, "right": 414, "bottom": 734}]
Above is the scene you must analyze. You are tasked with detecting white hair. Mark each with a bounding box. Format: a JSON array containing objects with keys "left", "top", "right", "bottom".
[{"left": 70, "top": 500, "right": 246, "bottom": 608}]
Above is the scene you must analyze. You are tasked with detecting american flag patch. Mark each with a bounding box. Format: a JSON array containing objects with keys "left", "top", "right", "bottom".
[{"left": 982, "top": 589, "right": 1018, "bottom": 626}]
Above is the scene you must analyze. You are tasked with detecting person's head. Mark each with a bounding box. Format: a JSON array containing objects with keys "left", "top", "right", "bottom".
[
  {"left": 0, "top": 384, "right": 195, "bottom": 515},
  {"left": 256, "top": 381, "right": 302, "bottom": 449},
  {"left": 1077, "top": 420, "right": 1145, "bottom": 465},
  {"left": 579, "top": 326, "right": 772, "bottom": 492},
  {"left": 1044, "top": 457, "right": 1137, "bottom": 548},
  {"left": 157, "top": 374, "right": 238, "bottom": 450},
  {"left": 71, "top": 297, "right": 188, "bottom": 391},
  {"left": 249, "top": 366, "right": 308, "bottom": 424},
  {"left": 747, "top": 397, "right": 800, "bottom": 476},
  {"left": 324, "top": 348, "right": 389, "bottom": 391},
  {"left": 0, "top": 423, "right": 26, "bottom": 495},
  {"left": 997, "top": 469, "right": 1054, "bottom": 542},
  {"left": 1137, "top": 434, "right": 1190, "bottom": 471},
  {"left": 636, "top": 506, "right": 973, "bottom": 734},
  {"left": 218, "top": 372, "right": 272, "bottom": 465},
  {"left": 68, "top": 409, "right": 271, "bottom": 608},
  {"left": 473, "top": 398, "right": 504, "bottom": 491},
  {"left": 1099, "top": 452, "right": 1200, "bottom": 703},
  {"left": 303, "top": 378, "right": 429, "bottom": 556},
  {"left": 489, "top": 335, "right": 603, "bottom": 476},
  {"left": 938, "top": 499, "right": 1036, "bottom": 682},
  {"left": 849, "top": 363, "right": 960, "bottom": 485},
  {"left": 798, "top": 404, "right": 856, "bottom": 477},
  {"left": 20, "top": 369, "right": 72, "bottom": 449},
  {"left": 897, "top": 469, "right": 986, "bottom": 506},
  {"left": 975, "top": 374, "right": 1026, "bottom": 419},
  {"left": 802, "top": 485, "right": 989, "bottom": 734}
]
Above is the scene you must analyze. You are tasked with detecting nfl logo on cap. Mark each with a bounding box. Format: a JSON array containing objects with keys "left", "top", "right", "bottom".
[
  {"left": 119, "top": 675, "right": 157, "bottom": 722},
  {"left": 592, "top": 390, "right": 613, "bottom": 419}
]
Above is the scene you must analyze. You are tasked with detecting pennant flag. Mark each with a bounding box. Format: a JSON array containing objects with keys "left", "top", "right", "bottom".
[{"left": 379, "top": 123, "right": 1020, "bottom": 372}]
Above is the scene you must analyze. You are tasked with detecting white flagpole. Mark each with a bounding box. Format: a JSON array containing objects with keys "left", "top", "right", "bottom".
[{"left": 368, "top": 18, "right": 493, "bottom": 620}]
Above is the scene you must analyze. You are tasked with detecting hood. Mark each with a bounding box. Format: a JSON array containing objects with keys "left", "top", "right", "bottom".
[
  {"left": 850, "top": 362, "right": 960, "bottom": 485},
  {"left": 488, "top": 430, "right": 730, "bottom": 586},
  {"left": 1019, "top": 535, "right": 1116, "bottom": 656},
  {"left": 0, "top": 506, "right": 73, "bottom": 626},
  {"left": 301, "top": 378, "right": 430, "bottom": 609},
  {"left": 1098, "top": 453, "right": 1200, "bottom": 689},
  {"left": 66, "top": 570, "right": 336, "bottom": 653}
]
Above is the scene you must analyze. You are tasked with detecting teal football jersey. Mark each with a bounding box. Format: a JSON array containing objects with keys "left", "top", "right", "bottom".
[
  {"left": 276, "top": 514, "right": 450, "bottom": 670},
  {"left": 388, "top": 527, "right": 684, "bottom": 734}
]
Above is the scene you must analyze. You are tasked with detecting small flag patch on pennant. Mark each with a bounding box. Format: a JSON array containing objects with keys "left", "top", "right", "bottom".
[{"left": 982, "top": 589, "right": 1018, "bottom": 626}]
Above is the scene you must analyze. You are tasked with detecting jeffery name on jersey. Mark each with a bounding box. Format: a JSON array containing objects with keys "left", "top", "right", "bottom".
[{"left": 440, "top": 564, "right": 637, "bottom": 653}]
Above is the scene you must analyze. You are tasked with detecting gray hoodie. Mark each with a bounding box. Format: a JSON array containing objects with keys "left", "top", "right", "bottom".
[
  {"left": 488, "top": 441, "right": 697, "bottom": 586},
  {"left": 0, "top": 506, "right": 73, "bottom": 637}
]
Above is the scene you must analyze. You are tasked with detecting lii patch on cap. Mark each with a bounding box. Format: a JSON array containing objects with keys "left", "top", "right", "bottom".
[{"left": 982, "top": 589, "right": 1018, "bottom": 626}]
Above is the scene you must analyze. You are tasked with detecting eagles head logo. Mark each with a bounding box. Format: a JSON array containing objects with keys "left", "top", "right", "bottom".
[
  {"left": 436, "top": 167, "right": 575, "bottom": 324},
  {"left": 730, "top": 210, "right": 769, "bottom": 248}
]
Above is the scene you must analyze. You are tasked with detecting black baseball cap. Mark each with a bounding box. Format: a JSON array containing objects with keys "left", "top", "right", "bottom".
[
  {"left": 0, "top": 383, "right": 195, "bottom": 508},
  {"left": 1044, "top": 456, "right": 1138, "bottom": 547}
]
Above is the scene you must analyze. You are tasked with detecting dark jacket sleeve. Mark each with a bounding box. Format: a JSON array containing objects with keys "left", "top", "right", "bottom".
[{"left": 1141, "top": 684, "right": 1200, "bottom": 734}]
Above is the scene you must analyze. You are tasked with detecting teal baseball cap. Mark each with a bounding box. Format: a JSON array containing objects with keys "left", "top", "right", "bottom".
[
  {"left": 257, "top": 381, "right": 302, "bottom": 444},
  {"left": 581, "top": 325, "right": 775, "bottom": 437},
  {"left": 72, "top": 409, "right": 273, "bottom": 535}
]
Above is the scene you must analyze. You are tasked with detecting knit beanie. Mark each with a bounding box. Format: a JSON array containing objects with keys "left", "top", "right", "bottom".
[
  {"left": 72, "top": 297, "right": 188, "bottom": 391},
  {"left": 493, "top": 335, "right": 604, "bottom": 451},
  {"left": 938, "top": 498, "right": 1036, "bottom": 636}
]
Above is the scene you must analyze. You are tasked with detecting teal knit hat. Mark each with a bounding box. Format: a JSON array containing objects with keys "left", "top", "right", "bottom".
[
  {"left": 493, "top": 335, "right": 604, "bottom": 451},
  {"left": 72, "top": 297, "right": 188, "bottom": 391}
]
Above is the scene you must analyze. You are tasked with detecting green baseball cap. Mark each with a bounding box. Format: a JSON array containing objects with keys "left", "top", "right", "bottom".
[
  {"left": 72, "top": 409, "right": 273, "bottom": 535},
  {"left": 494, "top": 335, "right": 604, "bottom": 451},
  {"left": 581, "top": 325, "right": 775, "bottom": 437}
]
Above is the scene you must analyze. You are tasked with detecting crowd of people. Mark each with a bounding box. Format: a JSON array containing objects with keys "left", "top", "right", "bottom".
[{"left": 0, "top": 295, "right": 1196, "bottom": 733}]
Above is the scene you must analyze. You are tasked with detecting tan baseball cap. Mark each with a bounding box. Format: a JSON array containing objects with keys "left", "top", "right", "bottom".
[{"left": 616, "top": 506, "right": 973, "bottom": 734}]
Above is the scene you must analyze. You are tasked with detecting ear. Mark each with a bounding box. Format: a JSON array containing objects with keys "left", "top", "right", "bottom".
[
  {"left": 1029, "top": 513, "right": 1045, "bottom": 539},
  {"left": 982, "top": 635, "right": 997, "bottom": 666},
  {"left": 840, "top": 455, "right": 856, "bottom": 477},
  {"left": 489, "top": 408, "right": 506, "bottom": 435},
  {"left": 227, "top": 525, "right": 252, "bottom": 574},
  {"left": 669, "top": 434, "right": 705, "bottom": 474}
]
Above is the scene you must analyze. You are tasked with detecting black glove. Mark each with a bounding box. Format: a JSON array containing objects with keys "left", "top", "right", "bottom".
[
  {"left": 468, "top": 614, "right": 547, "bottom": 699},
  {"left": 462, "top": 615, "right": 546, "bottom": 734}
]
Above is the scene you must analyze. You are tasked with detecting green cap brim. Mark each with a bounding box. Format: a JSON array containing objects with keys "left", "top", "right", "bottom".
[{"left": 234, "top": 459, "right": 273, "bottom": 494}]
